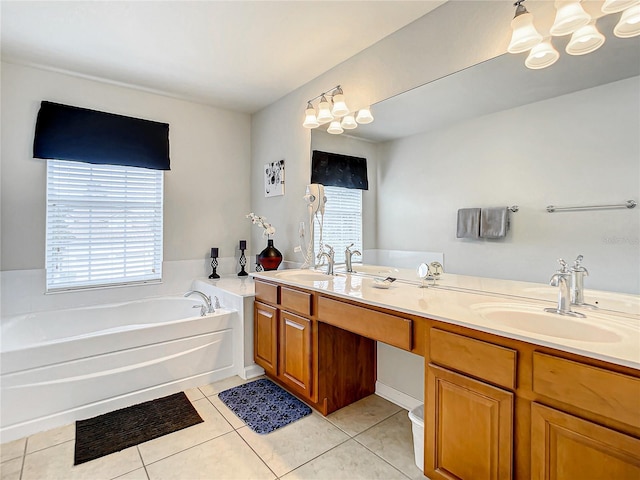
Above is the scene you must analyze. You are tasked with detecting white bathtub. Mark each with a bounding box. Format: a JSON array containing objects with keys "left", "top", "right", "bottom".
[{"left": 1, "top": 296, "right": 238, "bottom": 442}]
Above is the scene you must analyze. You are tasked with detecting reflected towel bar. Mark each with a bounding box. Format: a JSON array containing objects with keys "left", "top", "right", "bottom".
[
  {"left": 508, "top": 205, "right": 519, "bottom": 212},
  {"left": 546, "top": 200, "right": 637, "bottom": 213}
]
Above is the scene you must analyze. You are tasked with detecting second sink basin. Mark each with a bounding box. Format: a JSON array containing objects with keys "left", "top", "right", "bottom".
[{"left": 471, "top": 303, "right": 622, "bottom": 343}]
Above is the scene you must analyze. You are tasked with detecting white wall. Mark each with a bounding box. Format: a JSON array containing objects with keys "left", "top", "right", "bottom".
[
  {"left": 1, "top": 62, "right": 251, "bottom": 315},
  {"left": 377, "top": 77, "right": 640, "bottom": 294}
]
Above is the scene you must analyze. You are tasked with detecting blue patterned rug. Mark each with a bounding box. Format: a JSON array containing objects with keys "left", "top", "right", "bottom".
[{"left": 218, "top": 378, "right": 312, "bottom": 434}]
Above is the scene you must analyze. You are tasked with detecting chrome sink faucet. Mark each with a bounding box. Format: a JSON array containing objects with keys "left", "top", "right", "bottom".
[
  {"left": 345, "top": 243, "right": 361, "bottom": 273},
  {"left": 184, "top": 290, "right": 214, "bottom": 313},
  {"left": 570, "top": 255, "right": 589, "bottom": 306},
  {"left": 317, "top": 244, "right": 335, "bottom": 275},
  {"left": 544, "top": 259, "right": 585, "bottom": 318}
]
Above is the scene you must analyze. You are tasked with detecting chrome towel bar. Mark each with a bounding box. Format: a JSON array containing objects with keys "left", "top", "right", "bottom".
[{"left": 546, "top": 200, "right": 637, "bottom": 213}]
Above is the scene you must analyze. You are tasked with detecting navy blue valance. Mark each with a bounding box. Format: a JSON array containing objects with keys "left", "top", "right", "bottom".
[
  {"left": 311, "top": 150, "right": 368, "bottom": 190},
  {"left": 33, "top": 101, "right": 170, "bottom": 170}
]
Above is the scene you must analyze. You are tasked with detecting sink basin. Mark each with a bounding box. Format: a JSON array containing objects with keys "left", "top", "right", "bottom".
[
  {"left": 471, "top": 303, "right": 622, "bottom": 343},
  {"left": 275, "top": 270, "right": 333, "bottom": 282}
]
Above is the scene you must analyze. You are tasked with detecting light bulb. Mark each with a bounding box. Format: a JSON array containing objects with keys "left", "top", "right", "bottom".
[
  {"left": 525, "top": 41, "right": 560, "bottom": 69},
  {"left": 550, "top": 1, "right": 591, "bottom": 36},
  {"left": 614, "top": 4, "right": 640, "bottom": 38},
  {"left": 316, "top": 95, "right": 334, "bottom": 123},
  {"left": 566, "top": 23, "right": 605, "bottom": 55},
  {"left": 356, "top": 107, "right": 374, "bottom": 124},
  {"left": 302, "top": 103, "right": 319, "bottom": 128},
  {"left": 508, "top": 4, "right": 543, "bottom": 53},
  {"left": 331, "top": 92, "right": 349, "bottom": 117},
  {"left": 602, "top": 0, "right": 639, "bottom": 14},
  {"left": 341, "top": 114, "right": 358, "bottom": 130},
  {"left": 327, "top": 120, "right": 344, "bottom": 134}
]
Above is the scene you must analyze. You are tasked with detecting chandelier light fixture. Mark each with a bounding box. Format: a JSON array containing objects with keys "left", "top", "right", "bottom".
[
  {"left": 508, "top": 0, "right": 640, "bottom": 69},
  {"left": 302, "top": 85, "right": 374, "bottom": 134}
]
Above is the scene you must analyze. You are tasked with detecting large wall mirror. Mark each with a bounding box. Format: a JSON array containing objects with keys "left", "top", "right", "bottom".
[{"left": 312, "top": 15, "right": 639, "bottom": 295}]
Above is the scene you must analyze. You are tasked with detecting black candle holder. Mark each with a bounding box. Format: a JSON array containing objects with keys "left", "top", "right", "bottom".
[
  {"left": 209, "top": 248, "right": 220, "bottom": 279},
  {"left": 255, "top": 254, "right": 263, "bottom": 272},
  {"left": 238, "top": 248, "right": 248, "bottom": 276}
]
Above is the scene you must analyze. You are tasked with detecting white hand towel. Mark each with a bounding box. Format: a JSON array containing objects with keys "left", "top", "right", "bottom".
[
  {"left": 456, "top": 208, "right": 481, "bottom": 238},
  {"left": 480, "top": 207, "right": 508, "bottom": 238}
]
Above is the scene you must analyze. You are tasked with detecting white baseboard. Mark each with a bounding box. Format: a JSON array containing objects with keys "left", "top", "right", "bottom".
[
  {"left": 243, "top": 364, "right": 265, "bottom": 380},
  {"left": 375, "top": 381, "right": 422, "bottom": 412}
]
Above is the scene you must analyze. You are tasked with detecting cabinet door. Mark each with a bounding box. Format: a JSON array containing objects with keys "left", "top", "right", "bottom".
[
  {"left": 425, "top": 364, "right": 513, "bottom": 480},
  {"left": 531, "top": 402, "right": 640, "bottom": 480},
  {"left": 279, "top": 311, "right": 313, "bottom": 399},
  {"left": 254, "top": 301, "right": 278, "bottom": 376}
]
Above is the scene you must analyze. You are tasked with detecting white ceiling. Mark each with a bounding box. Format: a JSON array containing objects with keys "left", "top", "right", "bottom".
[{"left": 0, "top": 1, "right": 445, "bottom": 113}]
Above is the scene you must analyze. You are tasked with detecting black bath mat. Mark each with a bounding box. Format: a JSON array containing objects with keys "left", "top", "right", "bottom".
[
  {"left": 74, "top": 392, "right": 203, "bottom": 465},
  {"left": 218, "top": 378, "right": 311, "bottom": 434}
]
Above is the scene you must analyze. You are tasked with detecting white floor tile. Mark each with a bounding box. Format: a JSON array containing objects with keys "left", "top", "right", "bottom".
[
  {"left": 145, "top": 431, "right": 275, "bottom": 480},
  {"left": 137, "top": 397, "right": 233, "bottom": 465},
  {"left": 0, "top": 457, "right": 23, "bottom": 480},
  {"left": 0, "top": 438, "right": 25, "bottom": 463},
  {"left": 281, "top": 439, "right": 407, "bottom": 480},
  {"left": 237, "top": 412, "right": 349, "bottom": 477},
  {"left": 21, "top": 441, "right": 142, "bottom": 480},
  {"left": 184, "top": 388, "right": 204, "bottom": 402},
  {"left": 356, "top": 410, "right": 426, "bottom": 479},
  {"left": 26, "top": 423, "right": 75, "bottom": 454},
  {"left": 327, "top": 394, "right": 403, "bottom": 437},
  {"left": 207, "top": 393, "right": 246, "bottom": 429},
  {"left": 112, "top": 466, "right": 149, "bottom": 480},
  {"left": 198, "top": 375, "right": 256, "bottom": 397}
]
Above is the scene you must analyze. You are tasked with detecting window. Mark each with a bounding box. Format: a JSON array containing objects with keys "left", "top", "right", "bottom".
[
  {"left": 314, "top": 185, "right": 362, "bottom": 264},
  {"left": 46, "top": 159, "right": 163, "bottom": 291}
]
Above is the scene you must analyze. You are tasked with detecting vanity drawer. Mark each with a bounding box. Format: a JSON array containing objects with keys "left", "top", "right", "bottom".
[
  {"left": 281, "top": 287, "right": 313, "bottom": 316},
  {"left": 317, "top": 296, "right": 412, "bottom": 350},
  {"left": 255, "top": 280, "right": 279, "bottom": 305},
  {"left": 533, "top": 352, "right": 640, "bottom": 429},
  {"left": 430, "top": 328, "right": 517, "bottom": 390}
]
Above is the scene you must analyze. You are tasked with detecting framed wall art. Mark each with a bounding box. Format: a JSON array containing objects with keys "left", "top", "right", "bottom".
[{"left": 264, "top": 159, "right": 285, "bottom": 197}]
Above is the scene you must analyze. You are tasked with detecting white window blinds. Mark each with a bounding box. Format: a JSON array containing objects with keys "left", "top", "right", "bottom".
[
  {"left": 314, "top": 186, "right": 362, "bottom": 265},
  {"left": 46, "top": 159, "right": 163, "bottom": 291}
]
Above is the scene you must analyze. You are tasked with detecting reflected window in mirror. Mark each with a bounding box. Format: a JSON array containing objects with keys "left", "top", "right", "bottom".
[{"left": 314, "top": 186, "right": 362, "bottom": 265}]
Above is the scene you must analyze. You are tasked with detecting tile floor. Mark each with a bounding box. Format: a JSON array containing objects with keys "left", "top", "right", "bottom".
[{"left": 0, "top": 376, "right": 427, "bottom": 480}]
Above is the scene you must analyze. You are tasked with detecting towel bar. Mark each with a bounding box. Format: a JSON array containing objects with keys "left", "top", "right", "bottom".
[{"left": 546, "top": 200, "right": 637, "bottom": 213}]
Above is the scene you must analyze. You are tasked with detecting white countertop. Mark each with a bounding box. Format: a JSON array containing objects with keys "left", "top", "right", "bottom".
[
  {"left": 196, "top": 275, "right": 256, "bottom": 297},
  {"left": 252, "top": 267, "right": 640, "bottom": 370}
]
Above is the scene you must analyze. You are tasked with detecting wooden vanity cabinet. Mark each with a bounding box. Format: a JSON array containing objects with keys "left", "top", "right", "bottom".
[
  {"left": 425, "top": 326, "right": 640, "bottom": 480},
  {"left": 253, "top": 301, "right": 278, "bottom": 377},
  {"left": 254, "top": 278, "right": 640, "bottom": 480},
  {"left": 530, "top": 352, "right": 640, "bottom": 480},
  {"left": 279, "top": 310, "right": 313, "bottom": 398},
  {"left": 426, "top": 329, "right": 516, "bottom": 480},
  {"left": 253, "top": 279, "right": 376, "bottom": 414},
  {"left": 531, "top": 403, "right": 640, "bottom": 480}
]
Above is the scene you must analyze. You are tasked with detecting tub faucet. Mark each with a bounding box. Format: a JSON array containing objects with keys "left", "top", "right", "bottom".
[
  {"left": 570, "top": 255, "right": 589, "bottom": 306},
  {"left": 544, "top": 259, "right": 585, "bottom": 318},
  {"left": 345, "top": 243, "right": 362, "bottom": 273},
  {"left": 184, "top": 290, "right": 214, "bottom": 313},
  {"left": 317, "top": 244, "right": 335, "bottom": 275}
]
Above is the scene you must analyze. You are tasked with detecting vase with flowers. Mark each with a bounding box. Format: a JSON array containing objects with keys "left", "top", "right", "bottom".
[{"left": 246, "top": 213, "right": 282, "bottom": 271}]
